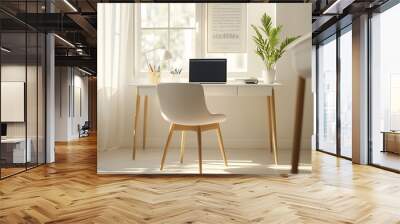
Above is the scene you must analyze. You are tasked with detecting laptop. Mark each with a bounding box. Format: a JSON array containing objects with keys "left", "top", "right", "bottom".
[{"left": 189, "top": 59, "right": 227, "bottom": 83}]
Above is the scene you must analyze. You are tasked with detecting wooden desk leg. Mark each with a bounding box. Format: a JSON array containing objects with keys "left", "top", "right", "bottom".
[
  {"left": 180, "top": 131, "right": 185, "bottom": 163},
  {"left": 267, "top": 96, "right": 273, "bottom": 152},
  {"left": 133, "top": 95, "right": 141, "bottom": 160},
  {"left": 267, "top": 90, "right": 278, "bottom": 166},
  {"left": 271, "top": 89, "right": 278, "bottom": 151},
  {"left": 142, "top": 96, "right": 149, "bottom": 150},
  {"left": 267, "top": 98, "right": 273, "bottom": 153},
  {"left": 291, "top": 77, "right": 306, "bottom": 174},
  {"left": 197, "top": 126, "right": 203, "bottom": 175}
]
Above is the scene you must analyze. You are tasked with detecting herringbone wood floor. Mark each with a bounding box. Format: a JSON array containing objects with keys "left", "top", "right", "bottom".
[{"left": 1, "top": 135, "right": 400, "bottom": 224}]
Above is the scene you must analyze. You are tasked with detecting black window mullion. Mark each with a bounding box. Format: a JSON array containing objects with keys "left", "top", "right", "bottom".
[
  {"left": 336, "top": 30, "right": 341, "bottom": 157},
  {"left": 36, "top": 0, "right": 39, "bottom": 168},
  {"left": 24, "top": 0, "right": 28, "bottom": 171},
  {"left": 316, "top": 45, "right": 320, "bottom": 151},
  {"left": 367, "top": 11, "right": 373, "bottom": 165}
]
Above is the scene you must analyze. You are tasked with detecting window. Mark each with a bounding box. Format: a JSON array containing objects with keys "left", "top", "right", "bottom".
[
  {"left": 137, "top": 3, "right": 248, "bottom": 75},
  {"left": 339, "top": 28, "right": 352, "bottom": 158},
  {"left": 371, "top": 3, "right": 400, "bottom": 171},
  {"left": 317, "top": 36, "right": 337, "bottom": 154},
  {"left": 316, "top": 26, "right": 352, "bottom": 159},
  {"left": 139, "top": 3, "right": 197, "bottom": 73},
  {"left": 390, "top": 74, "right": 400, "bottom": 130}
]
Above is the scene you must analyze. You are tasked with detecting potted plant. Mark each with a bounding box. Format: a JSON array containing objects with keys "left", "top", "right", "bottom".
[{"left": 251, "top": 13, "right": 300, "bottom": 83}]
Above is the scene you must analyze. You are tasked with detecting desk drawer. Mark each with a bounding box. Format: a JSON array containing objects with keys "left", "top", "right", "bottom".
[
  {"left": 238, "top": 86, "right": 272, "bottom": 96},
  {"left": 204, "top": 86, "right": 237, "bottom": 96}
]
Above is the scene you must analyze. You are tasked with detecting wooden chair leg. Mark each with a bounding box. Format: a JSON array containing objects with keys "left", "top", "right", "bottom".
[
  {"left": 216, "top": 124, "right": 228, "bottom": 166},
  {"left": 197, "top": 127, "right": 203, "bottom": 174},
  {"left": 291, "top": 77, "right": 306, "bottom": 174},
  {"left": 179, "top": 131, "right": 185, "bottom": 163},
  {"left": 160, "top": 124, "right": 175, "bottom": 171}
]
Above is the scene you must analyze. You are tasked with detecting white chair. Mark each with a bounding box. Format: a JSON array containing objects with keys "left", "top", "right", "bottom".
[{"left": 157, "top": 83, "right": 228, "bottom": 174}]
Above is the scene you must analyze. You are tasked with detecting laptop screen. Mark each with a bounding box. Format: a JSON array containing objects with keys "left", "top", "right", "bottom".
[{"left": 189, "top": 59, "right": 227, "bottom": 83}]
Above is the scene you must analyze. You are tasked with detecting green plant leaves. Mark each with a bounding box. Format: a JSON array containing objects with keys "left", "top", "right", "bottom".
[{"left": 251, "top": 13, "right": 301, "bottom": 70}]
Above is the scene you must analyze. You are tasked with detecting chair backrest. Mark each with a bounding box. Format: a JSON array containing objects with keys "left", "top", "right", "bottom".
[
  {"left": 289, "top": 33, "right": 312, "bottom": 79},
  {"left": 82, "top": 121, "right": 90, "bottom": 129},
  {"left": 157, "top": 83, "right": 210, "bottom": 123}
]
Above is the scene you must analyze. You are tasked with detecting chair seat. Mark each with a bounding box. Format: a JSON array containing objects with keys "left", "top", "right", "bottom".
[{"left": 171, "top": 113, "right": 226, "bottom": 126}]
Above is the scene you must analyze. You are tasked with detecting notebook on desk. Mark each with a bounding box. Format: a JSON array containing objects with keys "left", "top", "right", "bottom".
[{"left": 189, "top": 59, "right": 227, "bottom": 83}]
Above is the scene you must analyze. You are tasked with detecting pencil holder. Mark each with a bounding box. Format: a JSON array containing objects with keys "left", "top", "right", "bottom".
[{"left": 148, "top": 71, "right": 160, "bottom": 84}]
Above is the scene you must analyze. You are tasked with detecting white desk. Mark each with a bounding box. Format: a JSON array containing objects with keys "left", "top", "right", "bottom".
[
  {"left": 1, "top": 138, "right": 32, "bottom": 163},
  {"left": 130, "top": 80, "right": 280, "bottom": 162}
]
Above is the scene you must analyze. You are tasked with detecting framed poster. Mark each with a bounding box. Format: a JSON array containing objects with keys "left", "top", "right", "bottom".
[{"left": 207, "top": 3, "right": 247, "bottom": 53}]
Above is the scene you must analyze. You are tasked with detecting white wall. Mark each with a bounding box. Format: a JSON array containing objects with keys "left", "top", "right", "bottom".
[
  {"left": 1, "top": 65, "right": 41, "bottom": 138},
  {"left": 1, "top": 65, "right": 28, "bottom": 138},
  {"left": 247, "top": 4, "right": 276, "bottom": 77},
  {"left": 55, "top": 67, "right": 89, "bottom": 141},
  {"left": 75, "top": 73, "right": 89, "bottom": 136},
  {"left": 98, "top": 3, "right": 312, "bottom": 153},
  {"left": 55, "top": 67, "right": 69, "bottom": 141}
]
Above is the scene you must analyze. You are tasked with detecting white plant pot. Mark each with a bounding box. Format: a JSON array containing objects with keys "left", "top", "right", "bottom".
[{"left": 262, "top": 68, "right": 276, "bottom": 84}]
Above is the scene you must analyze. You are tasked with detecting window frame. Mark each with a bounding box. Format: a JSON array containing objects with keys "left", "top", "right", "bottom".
[
  {"left": 135, "top": 3, "right": 200, "bottom": 77},
  {"left": 135, "top": 3, "right": 248, "bottom": 79},
  {"left": 315, "top": 24, "right": 353, "bottom": 161},
  {"left": 368, "top": 1, "right": 400, "bottom": 173}
]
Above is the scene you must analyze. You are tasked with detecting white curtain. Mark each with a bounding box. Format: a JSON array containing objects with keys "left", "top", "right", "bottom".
[{"left": 97, "top": 4, "right": 135, "bottom": 151}]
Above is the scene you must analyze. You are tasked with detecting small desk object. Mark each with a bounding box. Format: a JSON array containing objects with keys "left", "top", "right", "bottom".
[
  {"left": 382, "top": 131, "right": 400, "bottom": 154},
  {"left": 130, "top": 79, "right": 280, "bottom": 164}
]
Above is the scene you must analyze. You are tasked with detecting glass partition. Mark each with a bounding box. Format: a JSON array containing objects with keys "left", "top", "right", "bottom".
[
  {"left": 1, "top": 31, "right": 28, "bottom": 178},
  {"left": 0, "top": 2, "right": 46, "bottom": 179}
]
